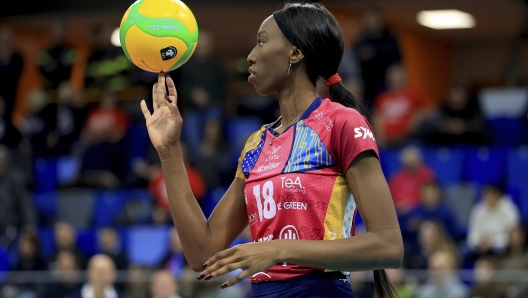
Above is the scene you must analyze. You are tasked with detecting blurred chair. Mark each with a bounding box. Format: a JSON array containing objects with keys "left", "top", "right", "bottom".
[
  {"left": 92, "top": 190, "right": 128, "bottom": 228},
  {"left": 443, "top": 183, "right": 477, "bottom": 229},
  {"left": 32, "top": 191, "right": 58, "bottom": 225},
  {"left": 507, "top": 146, "right": 528, "bottom": 190},
  {"left": 423, "top": 147, "right": 464, "bottom": 187},
  {"left": 57, "top": 156, "right": 81, "bottom": 186},
  {"left": 462, "top": 146, "right": 508, "bottom": 186},
  {"left": 32, "top": 158, "right": 58, "bottom": 193},
  {"left": 224, "top": 116, "right": 263, "bottom": 165},
  {"left": 57, "top": 188, "right": 95, "bottom": 228},
  {"left": 126, "top": 226, "right": 169, "bottom": 267},
  {"left": 378, "top": 148, "right": 401, "bottom": 180},
  {"left": 76, "top": 228, "right": 97, "bottom": 259},
  {"left": 37, "top": 226, "right": 56, "bottom": 259}
]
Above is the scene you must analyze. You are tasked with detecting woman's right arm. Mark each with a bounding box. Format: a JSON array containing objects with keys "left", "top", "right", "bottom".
[{"left": 141, "top": 73, "right": 248, "bottom": 271}]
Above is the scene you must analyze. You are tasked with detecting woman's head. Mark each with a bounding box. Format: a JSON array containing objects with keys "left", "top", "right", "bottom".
[{"left": 247, "top": 2, "right": 360, "bottom": 109}]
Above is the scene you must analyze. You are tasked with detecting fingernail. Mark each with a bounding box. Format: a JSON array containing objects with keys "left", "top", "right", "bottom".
[
  {"left": 221, "top": 283, "right": 228, "bottom": 289},
  {"left": 197, "top": 274, "right": 205, "bottom": 280},
  {"left": 204, "top": 274, "right": 213, "bottom": 281},
  {"left": 165, "top": 95, "right": 172, "bottom": 103},
  {"left": 202, "top": 263, "right": 208, "bottom": 270}
]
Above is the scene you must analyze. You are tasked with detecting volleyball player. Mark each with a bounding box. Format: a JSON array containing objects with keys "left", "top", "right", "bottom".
[{"left": 140, "top": 2, "right": 403, "bottom": 297}]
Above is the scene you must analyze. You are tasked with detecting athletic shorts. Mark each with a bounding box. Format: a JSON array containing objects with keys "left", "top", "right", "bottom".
[{"left": 250, "top": 271, "right": 355, "bottom": 298}]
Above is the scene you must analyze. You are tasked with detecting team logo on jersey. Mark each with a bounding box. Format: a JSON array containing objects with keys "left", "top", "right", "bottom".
[
  {"left": 314, "top": 112, "right": 324, "bottom": 121},
  {"left": 354, "top": 126, "right": 375, "bottom": 141},
  {"left": 279, "top": 225, "right": 299, "bottom": 240}
]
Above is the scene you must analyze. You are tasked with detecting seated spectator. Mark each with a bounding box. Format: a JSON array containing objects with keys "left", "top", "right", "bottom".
[
  {"left": 467, "top": 184, "right": 520, "bottom": 258},
  {"left": 124, "top": 264, "right": 150, "bottom": 298},
  {"left": 0, "top": 95, "right": 22, "bottom": 149},
  {"left": 404, "top": 181, "right": 461, "bottom": 241},
  {"left": 417, "top": 251, "right": 467, "bottom": 298},
  {"left": 50, "top": 221, "right": 86, "bottom": 270},
  {"left": 43, "top": 248, "right": 82, "bottom": 298},
  {"left": 0, "top": 144, "right": 36, "bottom": 249},
  {"left": 79, "top": 92, "right": 130, "bottom": 188},
  {"left": 69, "top": 254, "right": 124, "bottom": 298},
  {"left": 498, "top": 225, "right": 528, "bottom": 297},
  {"left": 389, "top": 145, "right": 435, "bottom": 214},
  {"left": 373, "top": 64, "right": 432, "bottom": 147},
  {"left": 98, "top": 227, "right": 129, "bottom": 292},
  {"left": 196, "top": 119, "right": 232, "bottom": 188},
  {"left": 469, "top": 257, "right": 507, "bottom": 298},
  {"left": 420, "top": 83, "right": 488, "bottom": 145},
  {"left": 151, "top": 269, "right": 182, "bottom": 298},
  {"left": 14, "top": 231, "right": 47, "bottom": 298},
  {"left": 159, "top": 227, "right": 189, "bottom": 279},
  {"left": 405, "top": 220, "right": 459, "bottom": 270}
]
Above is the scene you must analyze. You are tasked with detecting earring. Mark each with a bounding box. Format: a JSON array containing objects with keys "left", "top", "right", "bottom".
[{"left": 287, "top": 63, "right": 291, "bottom": 75}]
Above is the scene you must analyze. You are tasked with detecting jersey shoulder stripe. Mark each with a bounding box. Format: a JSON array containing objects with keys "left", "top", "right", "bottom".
[{"left": 235, "top": 125, "right": 267, "bottom": 180}]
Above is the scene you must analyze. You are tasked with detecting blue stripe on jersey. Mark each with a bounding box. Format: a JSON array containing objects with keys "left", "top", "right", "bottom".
[
  {"left": 282, "top": 121, "right": 336, "bottom": 173},
  {"left": 241, "top": 130, "right": 267, "bottom": 178}
]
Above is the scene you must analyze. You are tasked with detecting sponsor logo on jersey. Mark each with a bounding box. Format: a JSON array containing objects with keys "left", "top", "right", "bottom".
[
  {"left": 256, "top": 162, "right": 281, "bottom": 172},
  {"left": 322, "top": 117, "right": 334, "bottom": 131},
  {"left": 279, "top": 225, "right": 299, "bottom": 240},
  {"left": 256, "top": 234, "right": 274, "bottom": 242},
  {"left": 314, "top": 112, "right": 324, "bottom": 121},
  {"left": 280, "top": 176, "right": 306, "bottom": 194},
  {"left": 354, "top": 126, "right": 375, "bottom": 140}
]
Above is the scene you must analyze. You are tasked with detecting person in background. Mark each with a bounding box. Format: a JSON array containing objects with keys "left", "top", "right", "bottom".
[
  {"left": 196, "top": 119, "right": 232, "bottom": 189},
  {"left": 420, "top": 83, "right": 488, "bottom": 145},
  {"left": 150, "top": 269, "right": 182, "bottom": 298},
  {"left": 43, "top": 248, "right": 83, "bottom": 298},
  {"left": 124, "top": 264, "right": 150, "bottom": 298},
  {"left": 0, "top": 95, "right": 22, "bottom": 149},
  {"left": 0, "top": 144, "right": 36, "bottom": 249},
  {"left": 178, "top": 30, "right": 226, "bottom": 153},
  {"left": 159, "top": 227, "right": 189, "bottom": 280},
  {"left": 354, "top": 6, "right": 402, "bottom": 109},
  {"left": 79, "top": 91, "right": 129, "bottom": 188},
  {"left": 466, "top": 184, "right": 520, "bottom": 261},
  {"left": 404, "top": 181, "right": 461, "bottom": 241},
  {"left": 50, "top": 221, "right": 86, "bottom": 270},
  {"left": 14, "top": 231, "right": 47, "bottom": 298},
  {"left": 37, "top": 20, "right": 78, "bottom": 90},
  {"left": 417, "top": 250, "right": 467, "bottom": 298},
  {"left": 98, "top": 227, "right": 129, "bottom": 292},
  {"left": 0, "top": 26, "right": 24, "bottom": 124},
  {"left": 388, "top": 145, "right": 435, "bottom": 214},
  {"left": 405, "top": 220, "right": 459, "bottom": 270},
  {"left": 70, "top": 254, "right": 125, "bottom": 298},
  {"left": 373, "top": 64, "right": 432, "bottom": 147},
  {"left": 84, "top": 23, "right": 135, "bottom": 92},
  {"left": 469, "top": 257, "right": 507, "bottom": 298},
  {"left": 498, "top": 226, "right": 528, "bottom": 298}
]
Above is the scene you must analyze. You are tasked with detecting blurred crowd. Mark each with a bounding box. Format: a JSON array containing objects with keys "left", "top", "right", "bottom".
[{"left": 0, "top": 5, "right": 527, "bottom": 298}]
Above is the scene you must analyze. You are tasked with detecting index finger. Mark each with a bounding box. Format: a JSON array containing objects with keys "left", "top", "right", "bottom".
[{"left": 157, "top": 72, "right": 167, "bottom": 107}]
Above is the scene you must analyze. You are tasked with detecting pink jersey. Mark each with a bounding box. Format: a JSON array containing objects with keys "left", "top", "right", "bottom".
[{"left": 235, "top": 98, "right": 379, "bottom": 282}]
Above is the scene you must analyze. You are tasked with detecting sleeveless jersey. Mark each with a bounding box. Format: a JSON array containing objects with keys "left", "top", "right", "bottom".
[{"left": 235, "top": 97, "right": 379, "bottom": 282}]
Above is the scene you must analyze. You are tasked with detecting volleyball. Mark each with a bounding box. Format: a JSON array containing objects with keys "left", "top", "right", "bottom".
[{"left": 119, "top": 0, "right": 198, "bottom": 73}]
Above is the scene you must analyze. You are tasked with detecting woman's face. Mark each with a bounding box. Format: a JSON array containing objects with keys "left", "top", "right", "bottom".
[{"left": 247, "top": 16, "right": 293, "bottom": 96}]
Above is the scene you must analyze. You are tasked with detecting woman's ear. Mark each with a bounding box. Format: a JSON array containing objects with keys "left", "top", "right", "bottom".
[{"left": 289, "top": 47, "right": 304, "bottom": 65}]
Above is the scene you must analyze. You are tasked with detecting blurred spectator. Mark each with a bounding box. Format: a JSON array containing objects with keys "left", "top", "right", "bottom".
[
  {"left": 417, "top": 250, "right": 468, "bottom": 298},
  {"left": 0, "top": 95, "right": 22, "bottom": 149},
  {"left": 37, "top": 20, "right": 78, "bottom": 90},
  {"left": 196, "top": 119, "right": 232, "bottom": 188},
  {"left": 50, "top": 221, "right": 86, "bottom": 270},
  {"left": 84, "top": 23, "right": 135, "bottom": 92},
  {"left": 388, "top": 145, "right": 435, "bottom": 214},
  {"left": 420, "top": 83, "right": 488, "bottom": 145},
  {"left": 98, "top": 227, "right": 128, "bottom": 292},
  {"left": 404, "top": 181, "right": 461, "bottom": 241},
  {"left": 124, "top": 264, "right": 150, "bottom": 298},
  {"left": 151, "top": 269, "right": 182, "bottom": 298},
  {"left": 469, "top": 257, "right": 507, "bottom": 298},
  {"left": 467, "top": 184, "right": 520, "bottom": 258},
  {"left": 14, "top": 231, "right": 46, "bottom": 298},
  {"left": 149, "top": 142, "right": 207, "bottom": 211},
  {"left": 354, "top": 6, "right": 402, "bottom": 107},
  {"left": 0, "top": 144, "right": 35, "bottom": 248},
  {"left": 179, "top": 30, "right": 226, "bottom": 153},
  {"left": 405, "top": 220, "right": 459, "bottom": 270},
  {"left": 0, "top": 26, "right": 24, "bottom": 123},
  {"left": 43, "top": 249, "right": 82, "bottom": 298},
  {"left": 159, "top": 227, "right": 189, "bottom": 279},
  {"left": 373, "top": 64, "right": 432, "bottom": 147},
  {"left": 498, "top": 226, "right": 528, "bottom": 297},
  {"left": 17, "top": 89, "right": 51, "bottom": 157},
  {"left": 79, "top": 92, "right": 129, "bottom": 188},
  {"left": 70, "top": 254, "right": 124, "bottom": 298}
]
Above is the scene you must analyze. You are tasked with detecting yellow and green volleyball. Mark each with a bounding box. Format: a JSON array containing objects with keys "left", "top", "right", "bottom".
[{"left": 119, "top": 0, "right": 198, "bottom": 73}]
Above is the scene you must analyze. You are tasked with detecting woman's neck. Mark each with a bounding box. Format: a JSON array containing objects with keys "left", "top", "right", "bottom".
[{"left": 275, "top": 75, "right": 318, "bottom": 130}]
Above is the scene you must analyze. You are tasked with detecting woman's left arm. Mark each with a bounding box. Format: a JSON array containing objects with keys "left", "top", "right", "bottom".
[{"left": 200, "top": 150, "right": 403, "bottom": 287}]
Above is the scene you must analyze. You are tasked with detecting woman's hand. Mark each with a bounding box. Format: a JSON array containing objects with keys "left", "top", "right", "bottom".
[
  {"left": 140, "top": 72, "right": 182, "bottom": 153},
  {"left": 197, "top": 241, "right": 283, "bottom": 289}
]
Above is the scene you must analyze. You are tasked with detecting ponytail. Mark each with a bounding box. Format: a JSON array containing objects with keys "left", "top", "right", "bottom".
[
  {"left": 328, "top": 82, "right": 366, "bottom": 115},
  {"left": 373, "top": 269, "right": 399, "bottom": 298}
]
